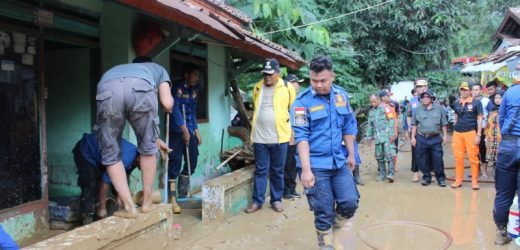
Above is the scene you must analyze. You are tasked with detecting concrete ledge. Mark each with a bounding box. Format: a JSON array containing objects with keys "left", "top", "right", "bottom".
[
  {"left": 202, "top": 165, "right": 254, "bottom": 221},
  {"left": 25, "top": 204, "right": 174, "bottom": 250}
]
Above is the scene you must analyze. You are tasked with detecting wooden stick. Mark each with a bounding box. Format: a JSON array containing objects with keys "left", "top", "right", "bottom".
[{"left": 216, "top": 150, "right": 242, "bottom": 170}]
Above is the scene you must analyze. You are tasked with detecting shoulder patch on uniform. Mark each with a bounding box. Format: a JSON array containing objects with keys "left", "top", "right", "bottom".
[
  {"left": 310, "top": 105, "right": 325, "bottom": 112},
  {"left": 335, "top": 94, "right": 346, "bottom": 107},
  {"left": 293, "top": 107, "right": 307, "bottom": 126}
]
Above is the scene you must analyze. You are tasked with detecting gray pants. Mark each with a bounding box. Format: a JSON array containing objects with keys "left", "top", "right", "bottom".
[{"left": 95, "top": 77, "right": 159, "bottom": 166}]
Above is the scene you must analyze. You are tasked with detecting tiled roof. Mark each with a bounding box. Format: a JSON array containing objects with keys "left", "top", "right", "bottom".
[
  {"left": 118, "top": 0, "right": 304, "bottom": 69},
  {"left": 205, "top": 0, "right": 252, "bottom": 24}
]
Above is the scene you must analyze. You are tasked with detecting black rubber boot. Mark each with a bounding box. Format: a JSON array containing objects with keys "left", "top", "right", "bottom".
[
  {"left": 495, "top": 224, "right": 512, "bottom": 245},
  {"left": 177, "top": 174, "right": 190, "bottom": 198}
]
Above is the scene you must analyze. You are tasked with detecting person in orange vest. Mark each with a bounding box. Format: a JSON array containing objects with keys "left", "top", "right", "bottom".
[{"left": 451, "top": 82, "right": 483, "bottom": 190}]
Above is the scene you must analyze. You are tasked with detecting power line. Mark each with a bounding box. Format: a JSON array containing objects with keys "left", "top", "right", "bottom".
[
  {"left": 259, "top": 0, "right": 395, "bottom": 35},
  {"left": 396, "top": 36, "right": 470, "bottom": 55}
]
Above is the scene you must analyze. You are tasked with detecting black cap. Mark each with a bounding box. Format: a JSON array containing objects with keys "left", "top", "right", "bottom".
[
  {"left": 420, "top": 90, "right": 436, "bottom": 100},
  {"left": 261, "top": 58, "right": 280, "bottom": 74},
  {"left": 285, "top": 74, "right": 303, "bottom": 83},
  {"left": 378, "top": 90, "right": 389, "bottom": 98}
]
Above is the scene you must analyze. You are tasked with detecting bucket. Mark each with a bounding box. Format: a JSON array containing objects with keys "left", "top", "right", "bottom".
[{"left": 507, "top": 196, "right": 519, "bottom": 238}]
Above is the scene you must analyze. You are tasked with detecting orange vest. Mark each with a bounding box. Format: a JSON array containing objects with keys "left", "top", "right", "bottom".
[{"left": 383, "top": 103, "right": 396, "bottom": 120}]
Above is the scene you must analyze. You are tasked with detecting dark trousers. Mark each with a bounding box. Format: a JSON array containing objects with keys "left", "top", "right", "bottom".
[
  {"left": 479, "top": 133, "right": 487, "bottom": 163},
  {"left": 284, "top": 145, "right": 297, "bottom": 194},
  {"left": 252, "top": 143, "right": 288, "bottom": 206},
  {"left": 415, "top": 134, "right": 445, "bottom": 182},
  {"left": 73, "top": 144, "right": 100, "bottom": 217},
  {"left": 301, "top": 167, "right": 359, "bottom": 231},
  {"left": 411, "top": 145, "right": 418, "bottom": 172},
  {"left": 168, "top": 132, "right": 199, "bottom": 180},
  {"left": 493, "top": 138, "right": 520, "bottom": 226}
]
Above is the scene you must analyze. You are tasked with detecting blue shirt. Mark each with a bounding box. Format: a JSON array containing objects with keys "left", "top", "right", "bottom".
[
  {"left": 78, "top": 134, "right": 138, "bottom": 184},
  {"left": 342, "top": 141, "right": 362, "bottom": 165},
  {"left": 99, "top": 62, "right": 171, "bottom": 87},
  {"left": 499, "top": 84, "right": 520, "bottom": 136},
  {"left": 170, "top": 81, "right": 199, "bottom": 134},
  {"left": 486, "top": 98, "right": 496, "bottom": 113},
  {"left": 409, "top": 96, "right": 420, "bottom": 118},
  {"left": 0, "top": 225, "right": 19, "bottom": 250},
  {"left": 291, "top": 85, "right": 357, "bottom": 169}
]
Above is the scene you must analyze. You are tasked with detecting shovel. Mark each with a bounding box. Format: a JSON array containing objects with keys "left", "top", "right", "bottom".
[{"left": 177, "top": 104, "right": 202, "bottom": 209}]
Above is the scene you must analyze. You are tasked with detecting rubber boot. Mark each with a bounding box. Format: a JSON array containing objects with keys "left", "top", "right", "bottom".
[
  {"left": 377, "top": 161, "right": 386, "bottom": 181},
  {"left": 333, "top": 214, "right": 348, "bottom": 250},
  {"left": 316, "top": 229, "right": 334, "bottom": 250},
  {"left": 169, "top": 180, "right": 182, "bottom": 214},
  {"left": 495, "top": 224, "right": 512, "bottom": 245},
  {"left": 82, "top": 213, "right": 94, "bottom": 225},
  {"left": 386, "top": 160, "right": 395, "bottom": 183},
  {"left": 353, "top": 165, "right": 364, "bottom": 185},
  {"left": 178, "top": 175, "right": 190, "bottom": 198}
]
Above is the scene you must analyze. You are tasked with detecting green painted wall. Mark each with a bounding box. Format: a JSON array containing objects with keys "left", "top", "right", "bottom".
[
  {"left": 46, "top": 48, "right": 91, "bottom": 198},
  {"left": 1, "top": 212, "right": 39, "bottom": 243},
  {"left": 100, "top": 1, "right": 134, "bottom": 70},
  {"left": 190, "top": 44, "right": 235, "bottom": 191}
]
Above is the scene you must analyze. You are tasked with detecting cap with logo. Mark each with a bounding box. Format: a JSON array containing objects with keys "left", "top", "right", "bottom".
[
  {"left": 261, "top": 58, "right": 280, "bottom": 74},
  {"left": 459, "top": 82, "right": 470, "bottom": 90}
]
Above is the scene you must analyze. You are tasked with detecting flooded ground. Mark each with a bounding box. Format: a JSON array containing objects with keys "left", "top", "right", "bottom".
[{"left": 173, "top": 138, "right": 519, "bottom": 250}]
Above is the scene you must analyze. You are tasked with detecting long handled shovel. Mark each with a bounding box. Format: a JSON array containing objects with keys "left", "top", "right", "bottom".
[
  {"left": 177, "top": 105, "right": 202, "bottom": 209},
  {"left": 162, "top": 112, "right": 170, "bottom": 204}
]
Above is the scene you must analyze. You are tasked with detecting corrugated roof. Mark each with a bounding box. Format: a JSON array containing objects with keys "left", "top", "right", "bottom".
[{"left": 117, "top": 0, "right": 304, "bottom": 69}]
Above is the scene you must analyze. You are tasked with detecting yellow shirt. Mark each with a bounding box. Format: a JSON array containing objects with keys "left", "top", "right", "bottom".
[{"left": 251, "top": 78, "right": 296, "bottom": 144}]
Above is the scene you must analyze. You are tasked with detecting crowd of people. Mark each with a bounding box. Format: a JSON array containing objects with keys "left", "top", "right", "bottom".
[
  {"left": 214, "top": 54, "right": 520, "bottom": 248},
  {"left": 66, "top": 47, "right": 520, "bottom": 249},
  {"left": 365, "top": 77, "right": 520, "bottom": 246}
]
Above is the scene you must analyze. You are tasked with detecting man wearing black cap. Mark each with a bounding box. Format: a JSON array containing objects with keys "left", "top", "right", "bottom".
[
  {"left": 246, "top": 58, "right": 296, "bottom": 213},
  {"left": 283, "top": 74, "right": 303, "bottom": 200},
  {"left": 410, "top": 90, "right": 448, "bottom": 187}
]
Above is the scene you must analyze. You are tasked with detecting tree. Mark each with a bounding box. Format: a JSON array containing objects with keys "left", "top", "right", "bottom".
[{"left": 320, "top": 0, "right": 469, "bottom": 85}]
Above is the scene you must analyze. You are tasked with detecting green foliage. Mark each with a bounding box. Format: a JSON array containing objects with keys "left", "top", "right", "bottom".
[
  {"left": 450, "top": 0, "right": 520, "bottom": 58},
  {"left": 323, "top": 0, "right": 469, "bottom": 84},
  {"left": 228, "top": 0, "right": 519, "bottom": 111}
]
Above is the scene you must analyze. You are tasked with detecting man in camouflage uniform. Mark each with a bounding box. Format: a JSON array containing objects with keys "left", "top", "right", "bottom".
[{"left": 366, "top": 91, "right": 398, "bottom": 182}]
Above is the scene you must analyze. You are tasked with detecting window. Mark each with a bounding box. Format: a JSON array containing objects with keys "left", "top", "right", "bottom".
[{"left": 0, "top": 30, "right": 42, "bottom": 210}]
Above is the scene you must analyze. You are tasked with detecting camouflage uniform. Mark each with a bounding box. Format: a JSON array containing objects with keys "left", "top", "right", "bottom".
[{"left": 366, "top": 104, "right": 397, "bottom": 181}]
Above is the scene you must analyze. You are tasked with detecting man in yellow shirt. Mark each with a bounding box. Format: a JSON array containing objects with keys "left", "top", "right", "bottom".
[{"left": 246, "top": 58, "right": 296, "bottom": 213}]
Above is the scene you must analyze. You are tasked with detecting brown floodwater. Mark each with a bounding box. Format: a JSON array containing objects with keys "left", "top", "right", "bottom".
[{"left": 173, "top": 141, "right": 520, "bottom": 250}]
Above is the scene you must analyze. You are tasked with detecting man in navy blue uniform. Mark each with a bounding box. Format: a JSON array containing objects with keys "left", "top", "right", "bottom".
[
  {"left": 291, "top": 55, "right": 359, "bottom": 249},
  {"left": 168, "top": 64, "right": 202, "bottom": 199},
  {"left": 73, "top": 133, "right": 169, "bottom": 224},
  {"left": 493, "top": 78, "right": 520, "bottom": 245}
]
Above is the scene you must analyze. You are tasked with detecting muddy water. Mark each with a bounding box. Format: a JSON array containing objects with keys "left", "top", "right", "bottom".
[{"left": 173, "top": 140, "right": 520, "bottom": 250}]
